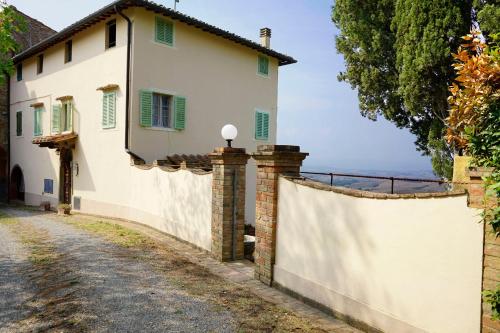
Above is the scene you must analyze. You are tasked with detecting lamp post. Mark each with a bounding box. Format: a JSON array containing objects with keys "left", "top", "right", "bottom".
[{"left": 221, "top": 124, "right": 238, "bottom": 148}]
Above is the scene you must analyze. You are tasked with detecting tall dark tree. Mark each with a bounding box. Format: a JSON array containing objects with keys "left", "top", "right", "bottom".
[{"left": 331, "top": 0, "right": 497, "bottom": 178}]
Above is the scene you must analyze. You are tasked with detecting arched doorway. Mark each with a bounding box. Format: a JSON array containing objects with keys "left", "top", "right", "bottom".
[{"left": 10, "top": 165, "right": 25, "bottom": 202}]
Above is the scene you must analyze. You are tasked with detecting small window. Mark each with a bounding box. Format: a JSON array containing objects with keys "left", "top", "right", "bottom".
[
  {"left": 16, "top": 63, "right": 22, "bottom": 81},
  {"left": 140, "top": 91, "right": 186, "bottom": 130},
  {"left": 255, "top": 110, "right": 270, "bottom": 141},
  {"left": 152, "top": 93, "right": 172, "bottom": 128},
  {"left": 65, "top": 40, "right": 72, "bottom": 63},
  {"left": 37, "top": 54, "right": 44, "bottom": 74},
  {"left": 44, "top": 179, "right": 53, "bottom": 194},
  {"left": 258, "top": 55, "right": 269, "bottom": 76},
  {"left": 102, "top": 91, "right": 116, "bottom": 129},
  {"left": 106, "top": 20, "right": 116, "bottom": 49},
  {"left": 16, "top": 111, "right": 22, "bottom": 136},
  {"left": 155, "top": 17, "right": 174, "bottom": 46},
  {"left": 34, "top": 107, "right": 43, "bottom": 136}
]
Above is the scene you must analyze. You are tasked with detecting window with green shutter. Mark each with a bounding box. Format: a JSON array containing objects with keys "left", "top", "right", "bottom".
[
  {"left": 34, "top": 107, "right": 43, "bottom": 136},
  {"left": 140, "top": 90, "right": 185, "bottom": 130},
  {"left": 52, "top": 105, "right": 61, "bottom": 134},
  {"left": 155, "top": 17, "right": 174, "bottom": 46},
  {"left": 255, "top": 110, "right": 270, "bottom": 140},
  {"left": 174, "top": 96, "right": 186, "bottom": 130},
  {"left": 258, "top": 55, "right": 269, "bottom": 76},
  {"left": 16, "top": 111, "right": 22, "bottom": 136},
  {"left": 102, "top": 91, "right": 116, "bottom": 129}
]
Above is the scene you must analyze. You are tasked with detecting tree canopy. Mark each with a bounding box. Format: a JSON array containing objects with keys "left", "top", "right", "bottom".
[
  {"left": 0, "top": 6, "right": 23, "bottom": 83},
  {"left": 332, "top": 0, "right": 498, "bottom": 178}
]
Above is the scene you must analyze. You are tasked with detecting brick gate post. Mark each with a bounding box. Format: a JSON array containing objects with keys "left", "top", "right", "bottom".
[
  {"left": 465, "top": 167, "right": 500, "bottom": 333},
  {"left": 209, "top": 147, "right": 250, "bottom": 262},
  {"left": 252, "top": 145, "right": 308, "bottom": 285}
]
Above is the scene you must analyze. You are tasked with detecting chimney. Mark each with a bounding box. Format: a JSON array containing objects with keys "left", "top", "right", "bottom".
[{"left": 260, "top": 28, "right": 271, "bottom": 48}]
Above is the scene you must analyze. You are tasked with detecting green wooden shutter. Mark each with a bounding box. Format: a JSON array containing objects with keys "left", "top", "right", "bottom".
[
  {"left": 255, "top": 111, "right": 269, "bottom": 140},
  {"left": 16, "top": 112, "right": 22, "bottom": 136},
  {"left": 67, "top": 102, "right": 73, "bottom": 132},
  {"left": 102, "top": 92, "right": 116, "bottom": 129},
  {"left": 34, "top": 108, "right": 42, "bottom": 136},
  {"left": 102, "top": 94, "right": 109, "bottom": 128},
  {"left": 155, "top": 17, "right": 174, "bottom": 45},
  {"left": 262, "top": 112, "right": 269, "bottom": 140},
  {"left": 258, "top": 55, "right": 269, "bottom": 76},
  {"left": 140, "top": 90, "right": 153, "bottom": 127},
  {"left": 52, "top": 105, "right": 61, "bottom": 134},
  {"left": 108, "top": 92, "right": 116, "bottom": 128},
  {"left": 174, "top": 96, "right": 186, "bottom": 130},
  {"left": 255, "top": 111, "right": 263, "bottom": 139}
]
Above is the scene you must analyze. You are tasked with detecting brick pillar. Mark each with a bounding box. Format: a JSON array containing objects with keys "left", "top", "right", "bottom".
[
  {"left": 465, "top": 167, "right": 500, "bottom": 333},
  {"left": 209, "top": 147, "right": 249, "bottom": 262},
  {"left": 252, "top": 145, "right": 308, "bottom": 285}
]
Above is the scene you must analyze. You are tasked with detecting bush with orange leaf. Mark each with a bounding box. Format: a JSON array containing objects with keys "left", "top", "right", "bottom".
[{"left": 446, "top": 31, "right": 499, "bottom": 149}]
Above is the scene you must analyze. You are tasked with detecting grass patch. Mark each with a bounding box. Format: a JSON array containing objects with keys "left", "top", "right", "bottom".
[
  {"left": 62, "top": 216, "right": 154, "bottom": 249},
  {"left": 0, "top": 211, "right": 19, "bottom": 225}
]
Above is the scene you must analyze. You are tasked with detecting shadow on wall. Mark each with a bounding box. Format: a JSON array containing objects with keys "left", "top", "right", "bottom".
[
  {"left": 72, "top": 141, "right": 96, "bottom": 192},
  {"left": 128, "top": 166, "right": 212, "bottom": 250}
]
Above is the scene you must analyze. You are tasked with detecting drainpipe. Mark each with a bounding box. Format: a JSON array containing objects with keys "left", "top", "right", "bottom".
[
  {"left": 6, "top": 73, "right": 10, "bottom": 203},
  {"left": 115, "top": 5, "right": 144, "bottom": 164}
]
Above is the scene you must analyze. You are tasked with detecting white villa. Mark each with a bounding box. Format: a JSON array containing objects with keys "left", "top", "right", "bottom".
[{"left": 9, "top": 0, "right": 295, "bottom": 224}]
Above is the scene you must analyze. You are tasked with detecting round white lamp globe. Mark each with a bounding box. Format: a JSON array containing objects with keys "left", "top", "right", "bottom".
[{"left": 221, "top": 124, "right": 238, "bottom": 147}]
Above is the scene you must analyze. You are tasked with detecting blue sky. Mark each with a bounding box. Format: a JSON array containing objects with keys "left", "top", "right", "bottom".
[{"left": 10, "top": 0, "right": 434, "bottom": 173}]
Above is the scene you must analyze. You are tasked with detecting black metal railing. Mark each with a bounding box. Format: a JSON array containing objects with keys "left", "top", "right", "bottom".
[{"left": 300, "top": 171, "right": 448, "bottom": 194}]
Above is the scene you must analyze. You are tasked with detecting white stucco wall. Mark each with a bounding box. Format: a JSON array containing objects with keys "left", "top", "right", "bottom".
[
  {"left": 275, "top": 177, "right": 484, "bottom": 333},
  {"left": 79, "top": 166, "right": 213, "bottom": 251}
]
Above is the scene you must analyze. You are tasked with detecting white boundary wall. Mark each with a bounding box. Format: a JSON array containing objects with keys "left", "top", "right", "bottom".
[
  {"left": 275, "top": 177, "right": 483, "bottom": 333},
  {"left": 78, "top": 166, "right": 213, "bottom": 251}
]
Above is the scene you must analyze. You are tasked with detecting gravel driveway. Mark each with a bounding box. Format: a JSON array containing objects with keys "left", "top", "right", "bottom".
[{"left": 0, "top": 207, "right": 236, "bottom": 332}]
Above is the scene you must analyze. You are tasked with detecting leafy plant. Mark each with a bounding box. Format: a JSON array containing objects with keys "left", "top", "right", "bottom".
[
  {"left": 483, "top": 287, "right": 500, "bottom": 321},
  {"left": 0, "top": 6, "right": 25, "bottom": 83},
  {"left": 58, "top": 203, "right": 71, "bottom": 210},
  {"left": 447, "top": 31, "right": 499, "bottom": 234}
]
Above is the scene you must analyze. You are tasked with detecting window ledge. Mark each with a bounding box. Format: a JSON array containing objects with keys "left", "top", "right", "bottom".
[
  {"left": 151, "top": 40, "right": 177, "bottom": 49},
  {"left": 101, "top": 127, "right": 119, "bottom": 132},
  {"left": 144, "top": 127, "right": 177, "bottom": 132}
]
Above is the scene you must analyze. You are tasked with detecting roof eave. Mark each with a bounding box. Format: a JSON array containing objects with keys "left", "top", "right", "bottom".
[{"left": 12, "top": 0, "right": 297, "bottom": 66}]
